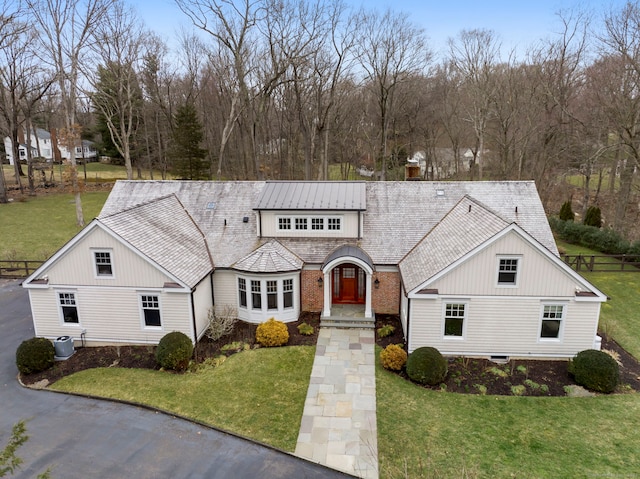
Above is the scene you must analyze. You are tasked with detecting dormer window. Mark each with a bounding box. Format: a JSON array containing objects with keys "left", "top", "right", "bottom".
[{"left": 94, "top": 250, "right": 113, "bottom": 277}]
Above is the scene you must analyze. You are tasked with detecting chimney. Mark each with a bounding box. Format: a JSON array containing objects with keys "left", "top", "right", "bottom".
[{"left": 405, "top": 159, "right": 421, "bottom": 181}]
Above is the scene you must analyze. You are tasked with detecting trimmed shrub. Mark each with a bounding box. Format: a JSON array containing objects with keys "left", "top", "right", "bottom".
[
  {"left": 583, "top": 206, "right": 602, "bottom": 228},
  {"left": 406, "top": 346, "right": 448, "bottom": 385},
  {"left": 155, "top": 331, "right": 194, "bottom": 371},
  {"left": 570, "top": 349, "right": 619, "bottom": 393},
  {"left": 559, "top": 201, "right": 574, "bottom": 221},
  {"left": 256, "top": 318, "right": 289, "bottom": 347},
  {"left": 380, "top": 344, "right": 407, "bottom": 371},
  {"left": 16, "top": 337, "right": 55, "bottom": 374},
  {"left": 297, "top": 322, "right": 314, "bottom": 336},
  {"left": 377, "top": 324, "right": 395, "bottom": 338}
]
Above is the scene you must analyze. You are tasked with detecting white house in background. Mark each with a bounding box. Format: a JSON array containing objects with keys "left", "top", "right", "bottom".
[
  {"left": 410, "top": 148, "right": 474, "bottom": 179},
  {"left": 23, "top": 179, "right": 607, "bottom": 359},
  {"left": 4, "top": 127, "right": 97, "bottom": 165}
]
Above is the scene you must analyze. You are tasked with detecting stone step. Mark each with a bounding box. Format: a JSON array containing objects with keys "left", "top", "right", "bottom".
[{"left": 320, "top": 317, "right": 375, "bottom": 329}]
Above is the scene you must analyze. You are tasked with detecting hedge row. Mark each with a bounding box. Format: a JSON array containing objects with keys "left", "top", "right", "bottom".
[{"left": 549, "top": 217, "right": 640, "bottom": 259}]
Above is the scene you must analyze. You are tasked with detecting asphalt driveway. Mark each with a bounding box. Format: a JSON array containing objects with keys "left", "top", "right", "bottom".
[{"left": 0, "top": 280, "right": 352, "bottom": 478}]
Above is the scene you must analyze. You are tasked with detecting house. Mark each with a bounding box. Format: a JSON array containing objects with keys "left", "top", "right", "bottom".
[
  {"left": 23, "top": 179, "right": 606, "bottom": 359},
  {"left": 4, "top": 127, "right": 97, "bottom": 165}
]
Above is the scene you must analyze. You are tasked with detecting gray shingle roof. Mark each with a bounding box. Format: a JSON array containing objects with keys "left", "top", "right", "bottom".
[
  {"left": 399, "top": 196, "right": 510, "bottom": 293},
  {"left": 254, "top": 181, "right": 366, "bottom": 210},
  {"left": 99, "top": 180, "right": 556, "bottom": 278},
  {"left": 100, "top": 194, "right": 212, "bottom": 287},
  {"left": 232, "top": 239, "right": 303, "bottom": 273}
]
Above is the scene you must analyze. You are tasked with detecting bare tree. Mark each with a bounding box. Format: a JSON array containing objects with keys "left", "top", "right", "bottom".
[
  {"left": 87, "top": 2, "right": 145, "bottom": 181},
  {"left": 355, "top": 8, "right": 429, "bottom": 180},
  {"left": 27, "top": 0, "right": 116, "bottom": 227},
  {"left": 448, "top": 29, "right": 500, "bottom": 180}
]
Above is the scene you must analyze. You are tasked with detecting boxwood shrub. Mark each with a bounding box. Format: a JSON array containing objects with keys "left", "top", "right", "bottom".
[
  {"left": 256, "top": 318, "right": 289, "bottom": 347},
  {"left": 16, "top": 337, "right": 55, "bottom": 374},
  {"left": 570, "top": 349, "right": 619, "bottom": 393},
  {"left": 155, "top": 331, "right": 194, "bottom": 371},
  {"left": 406, "top": 346, "right": 447, "bottom": 385}
]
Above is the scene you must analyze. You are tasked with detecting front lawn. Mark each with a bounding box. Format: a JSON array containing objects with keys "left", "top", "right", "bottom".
[
  {"left": 376, "top": 357, "right": 640, "bottom": 478},
  {"left": 51, "top": 346, "right": 314, "bottom": 452}
]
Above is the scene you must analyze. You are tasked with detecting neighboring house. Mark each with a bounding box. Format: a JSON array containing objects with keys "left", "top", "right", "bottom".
[
  {"left": 4, "top": 128, "right": 97, "bottom": 165},
  {"left": 23, "top": 179, "right": 606, "bottom": 359}
]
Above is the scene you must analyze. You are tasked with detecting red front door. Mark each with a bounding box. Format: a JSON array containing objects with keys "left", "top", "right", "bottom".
[{"left": 332, "top": 264, "right": 365, "bottom": 304}]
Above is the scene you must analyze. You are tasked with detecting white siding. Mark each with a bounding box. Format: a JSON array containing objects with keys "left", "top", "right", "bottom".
[
  {"left": 260, "top": 211, "right": 360, "bottom": 238},
  {"left": 212, "top": 270, "right": 238, "bottom": 312},
  {"left": 400, "top": 291, "right": 408, "bottom": 336},
  {"left": 43, "top": 227, "right": 174, "bottom": 288},
  {"left": 427, "top": 231, "right": 582, "bottom": 297},
  {"left": 408, "top": 296, "right": 600, "bottom": 358},
  {"left": 29, "top": 286, "right": 193, "bottom": 345},
  {"left": 193, "top": 275, "right": 213, "bottom": 340}
]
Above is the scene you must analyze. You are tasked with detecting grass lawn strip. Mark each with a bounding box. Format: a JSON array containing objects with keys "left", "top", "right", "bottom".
[
  {"left": 0, "top": 191, "right": 109, "bottom": 260},
  {"left": 51, "top": 346, "right": 314, "bottom": 452},
  {"left": 376, "top": 352, "right": 640, "bottom": 478}
]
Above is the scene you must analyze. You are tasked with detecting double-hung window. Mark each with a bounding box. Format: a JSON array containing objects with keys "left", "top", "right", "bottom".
[
  {"left": 267, "top": 280, "right": 278, "bottom": 310},
  {"left": 540, "top": 304, "right": 564, "bottom": 340},
  {"left": 283, "top": 279, "right": 293, "bottom": 309},
  {"left": 59, "top": 292, "right": 79, "bottom": 324},
  {"left": 497, "top": 257, "right": 519, "bottom": 286},
  {"left": 238, "top": 278, "right": 247, "bottom": 308},
  {"left": 141, "top": 295, "right": 161, "bottom": 328},
  {"left": 444, "top": 303, "right": 466, "bottom": 338},
  {"left": 251, "top": 280, "right": 262, "bottom": 310},
  {"left": 94, "top": 250, "right": 113, "bottom": 277}
]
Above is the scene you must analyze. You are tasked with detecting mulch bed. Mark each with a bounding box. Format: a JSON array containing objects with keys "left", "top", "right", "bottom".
[{"left": 19, "top": 313, "right": 640, "bottom": 396}]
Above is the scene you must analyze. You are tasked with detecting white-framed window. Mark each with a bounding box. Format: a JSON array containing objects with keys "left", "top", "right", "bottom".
[
  {"left": 497, "top": 256, "right": 520, "bottom": 286},
  {"left": 311, "top": 217, "right": 324, "bottom": 230},
  {"left": 267, "top": 280, "right": 278, "bottom": 310},
  {"left": 327, "top": 217, "right": 341, "bottom": 230},
  {"left": 251, "top": 280, "right": 262, "bottom": 310},
  {"left": 283, "top": 279, "right": 293, "bottom": 309},
  {"left": 540, "top": 303, "right": 565, "bottom": 340},
  {"left": 236, "top": 275, "right": 297, "bottom": 317},
  {"left": 278, "top": 217, "right": 291, "bottom": 230},
  {"left": 276, "top": 215, "right": 343, "bottom": 233},
  {"left": 295, "top": 217, "right": 308, "bottom": 230},
  {"left": 58, "top": 292, "right": 79, "bottom": 324},
  {"left": 93, "top": 250, "right": 113, "bottom": 277},
  {"left": 238, "top": 278, "right": 247, "bottom": 308},
  {"left": 443, "top": 302, "right": 466, "bottom": 338},
  {"left": 140, "top": 294, "right": 161, "bottom": 328}
]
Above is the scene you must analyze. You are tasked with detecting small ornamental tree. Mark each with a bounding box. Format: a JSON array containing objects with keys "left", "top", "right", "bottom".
[
  {"left": 559, "top": 200, "right": 574, "bottom": 221},
  {"left": 583, "top": 206, "right": 602, "bottom": 228}
]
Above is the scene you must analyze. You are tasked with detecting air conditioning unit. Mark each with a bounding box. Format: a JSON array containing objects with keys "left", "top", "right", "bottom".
[{"left": 54, "top": 335, "right": 74, "bottom": 359}]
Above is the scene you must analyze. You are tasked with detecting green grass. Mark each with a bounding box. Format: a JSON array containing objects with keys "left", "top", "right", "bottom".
[
  {"left": 376, "top": 353, "right": 640, "bottom": 478},
  {"left": 0, "top": 191, "right": 109, "bottom": 260},
  {"left": 557, "top": 240, "right": 640, "bottom": 358},
  {"left": 51, "top": 346, "right": 315, "bottom": 451}
]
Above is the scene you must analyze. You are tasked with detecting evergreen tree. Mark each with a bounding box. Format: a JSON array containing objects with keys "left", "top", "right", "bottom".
[
  {"left": 584, "top": 206, "right": 603, "bottom": 228},
  {"left": 559, "top": 201, "right": 574, "bottom": 221},
  {"left": 169, "top": 103, "right": 208, "bottom": 180}
]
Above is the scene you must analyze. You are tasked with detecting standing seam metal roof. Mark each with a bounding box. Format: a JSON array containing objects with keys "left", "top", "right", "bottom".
[{"left": 254, "top": 181, "right": 366, "bottom": 210}]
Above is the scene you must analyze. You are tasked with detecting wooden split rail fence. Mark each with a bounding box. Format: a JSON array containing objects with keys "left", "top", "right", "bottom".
[
  {"left": 561, "top": 254, "right": 640, "bottom": 273},
  {"left": 0, "top": 261, "right": 44, "bottom": 279}
]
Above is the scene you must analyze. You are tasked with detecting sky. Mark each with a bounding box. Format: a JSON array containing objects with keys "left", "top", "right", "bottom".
[{"left": 137, "top": 0, "right": 629, "bottom": 59}]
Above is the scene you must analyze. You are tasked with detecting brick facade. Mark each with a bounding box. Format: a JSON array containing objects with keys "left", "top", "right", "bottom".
[
  {"left": 300, "top": 268, "right": 400, "bottom": 315},
  {"left": 371, "top": 271, "right": 401, "bottom": 314},
  {"left": 301, "top": 269, "right": 324, "bottom": 312}
]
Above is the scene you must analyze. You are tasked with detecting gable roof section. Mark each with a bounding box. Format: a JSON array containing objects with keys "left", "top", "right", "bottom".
[
  {"left": 100, "top": 194, "right": 212, "bottom": 287},
  {"left": 254, "top": 181, "right": 366, "bottom": 210},
  {"left": 400, "top": 196, "right": 510, "bottom": 293},
  {"left": 232, "top": 239, "right": 303, "bottom": 273}
]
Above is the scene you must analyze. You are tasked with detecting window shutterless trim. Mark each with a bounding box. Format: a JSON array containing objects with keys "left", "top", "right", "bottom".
[
  {"left": 139, "top": 293, "right": 163, "bottom": 330},
  {"left": 442, "top": 301, "right": 467, "bottom": 340},
  {"left": 496, "top": 255, "right": 521, "bottom": 287},
  {"left": 57, "top": 290, "right": 80, "bottom": 326},
  {"left": 92, "top": 248, "right": 115, "bottom": 279},
  {"left": 538, "top": 302, "right": 566, "bottom": 342}
]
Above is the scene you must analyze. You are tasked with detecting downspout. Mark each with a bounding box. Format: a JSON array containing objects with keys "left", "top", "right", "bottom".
[
  {"left": 210, "top": 272, "right": 215, "bottom": 307},
  {"left": 406, "top": 296, "right": 411, "bottom": 352},
  {"left": 258, "top": 211, "right": 262, "bottom": 238},
  {"left": 190, "top": 287, "right": 197, "bottom": 344},
  {"left": 358, "top": 211, "right": 362, "bottom": 239}
]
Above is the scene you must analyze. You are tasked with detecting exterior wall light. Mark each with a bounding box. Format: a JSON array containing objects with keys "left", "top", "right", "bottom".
[
  {"left": 318, "top": 276, "right": 324, "bottom": 287},
  {"left": 374, "top": 277, "right": 380, "bottom": 289}
]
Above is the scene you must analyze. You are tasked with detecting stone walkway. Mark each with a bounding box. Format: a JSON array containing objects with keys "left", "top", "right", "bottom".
[{"left": 294, "top": 328, "right": 378, "bottom": 479}]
